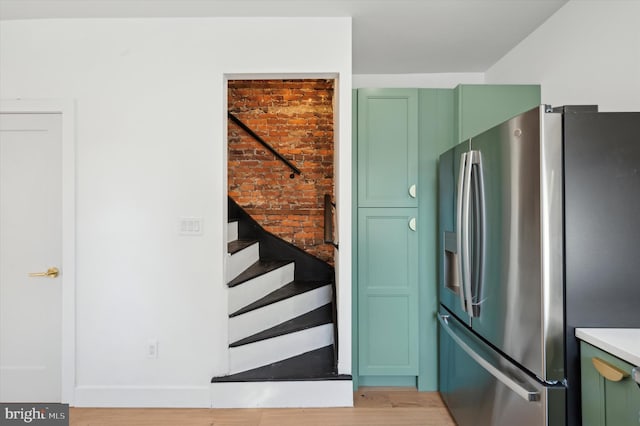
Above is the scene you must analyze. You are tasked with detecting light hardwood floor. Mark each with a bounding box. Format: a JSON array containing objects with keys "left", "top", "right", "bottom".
[{"left": 69, "top": 387, "right": 456, "bottom": 426}]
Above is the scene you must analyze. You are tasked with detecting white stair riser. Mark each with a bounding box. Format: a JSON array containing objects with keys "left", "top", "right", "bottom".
[
  {"left": 210, "top": 380, "right": 353, "bottom": 408},
  {"left": 226, "top": 243, "right": 259, "bottom": 283},
  {"left": 229, "top": 285, "right": 332, "bottom": 343},
  {"left": 227, "top": 221, "right": 238, "bottom": 243},
  {"left": 229, "top": 324, "right": 334, "bottom": 374},
  {"left": 228, "top": 262, "right": 295, "bottom": 313}
]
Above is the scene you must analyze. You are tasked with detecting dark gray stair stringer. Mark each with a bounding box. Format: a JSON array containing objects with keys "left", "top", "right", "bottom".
[{"left": 228, "top": 197, "right": 334, "bottom": 282}]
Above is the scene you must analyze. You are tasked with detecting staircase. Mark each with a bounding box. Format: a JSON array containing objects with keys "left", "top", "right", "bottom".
[{"left": 210, "top": 198, "right": 352, "bottom": 408}]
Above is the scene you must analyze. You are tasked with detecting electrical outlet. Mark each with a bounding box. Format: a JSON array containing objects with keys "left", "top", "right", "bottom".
[{"left": 147, "top": 339, "right": 158, "bottom": 359}]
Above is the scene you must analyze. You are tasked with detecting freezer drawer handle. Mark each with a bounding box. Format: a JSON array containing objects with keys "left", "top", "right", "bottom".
[{"left": 437, "top": 314, "right": 541, "bottom": 402}]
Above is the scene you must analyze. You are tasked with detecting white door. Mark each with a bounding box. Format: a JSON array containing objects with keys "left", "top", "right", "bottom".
[{"left": 0, "top": 113, "right": 63, "bottom": 402}]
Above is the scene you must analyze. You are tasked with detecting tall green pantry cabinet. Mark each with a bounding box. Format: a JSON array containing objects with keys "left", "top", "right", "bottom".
[
  {"left": 352, "top": 85, "right": 541, "bottom": 390},
  {"left": 353, "top": 89, "right": 457, "bottom": 389},
  {"left": 356, "top": 89, "right": 420, "bottom": 384}
]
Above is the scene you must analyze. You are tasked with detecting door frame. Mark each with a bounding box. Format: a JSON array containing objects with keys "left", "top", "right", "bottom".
[
  {"left": 223, "top": 73, "right": 352, "bottom": 376},
  {"left": 0, "top": 99, "right": 76, "bottom": 404}
]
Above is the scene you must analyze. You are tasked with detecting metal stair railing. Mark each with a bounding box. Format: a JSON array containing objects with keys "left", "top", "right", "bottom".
[{"left": 228, "top": 111, "right": 301, "bottom": 179}]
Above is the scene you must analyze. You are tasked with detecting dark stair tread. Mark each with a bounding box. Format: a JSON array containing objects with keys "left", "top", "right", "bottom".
[
  {"left": 230, "top": 304, "right": 333, "bottom": 347},
  {"left": 227, "top": 239, "right": 257, "bottom": 255},
  {"left": 227, "top": 259, "right": 293, "bottom": 288},
  {"left": 211, "top": 345, "right": 352, "bottom": 382},
  {"left": 230, "top": 280, "right": 332, "bottom": 317}
]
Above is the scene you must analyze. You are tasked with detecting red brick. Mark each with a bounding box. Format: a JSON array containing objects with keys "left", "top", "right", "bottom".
[{"left": 228, "top": 79, "right": 334, "bottom": 264}]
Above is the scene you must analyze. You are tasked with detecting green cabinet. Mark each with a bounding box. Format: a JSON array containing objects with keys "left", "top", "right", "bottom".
[
  {"left": 352, "top": 85, "right": 541, "bottom": 390},
  {"left": 357, "top": 208, "right": 418, "bottom": 375},
  {"left": 454, "top": 84, "right": 541, "bottom": 143},
  {"left": 355, "top": 89, "right": 420, "bottom": 384},
  {"left": 580, "top": 342, "right": 640, "bottom": 426},
  {"left": 357, "top": 89, "right": 418, "bottom": 208}
]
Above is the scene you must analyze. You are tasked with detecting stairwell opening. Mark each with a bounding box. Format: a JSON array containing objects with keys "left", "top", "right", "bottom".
[
  {"left": 217, "top": 77, "right": 345, "bottom": 383},
  {"left": 227, "top": 78, "right": 335, "bottom": 265}
]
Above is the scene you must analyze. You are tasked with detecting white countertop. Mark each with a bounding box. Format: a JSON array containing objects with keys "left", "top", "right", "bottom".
[{"left": 576, "top": 328, "right": 640, "bottom": 366}]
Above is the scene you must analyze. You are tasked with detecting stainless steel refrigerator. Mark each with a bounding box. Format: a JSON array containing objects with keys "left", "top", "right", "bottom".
[{"left": 437, "top": 105, "right": 640, "bottom": 426}]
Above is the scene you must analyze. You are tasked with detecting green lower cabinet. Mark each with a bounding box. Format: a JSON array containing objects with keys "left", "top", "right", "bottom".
[
  {"left": 358, "top": 208, "right": 418, "bottom": 376},
  {"left": 580, "top": 342, "right": 640, "bottom": 426}
]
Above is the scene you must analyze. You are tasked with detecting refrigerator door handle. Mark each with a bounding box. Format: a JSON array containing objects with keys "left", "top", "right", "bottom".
[
  {"left": 469, "top": 150, "right": 486, "bottom": 318},
  {"left": 456, "top": 152, "right": 468, "bottom": 312},
  {"left": 461, "top": 150, "right": 474, "bottom": 315},
  {"left": 438, "top": 314, "right": 541, "bottom": 402}
]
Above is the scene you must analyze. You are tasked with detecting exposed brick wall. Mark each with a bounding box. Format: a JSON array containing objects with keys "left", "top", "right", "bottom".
[{"left": 228, "top": 79, "right": 335, "bottom": 265}]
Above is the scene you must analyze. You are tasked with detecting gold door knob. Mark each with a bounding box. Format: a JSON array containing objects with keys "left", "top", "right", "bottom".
[{"left": 28, "top": 267, "right": 59, "bottom": 278}]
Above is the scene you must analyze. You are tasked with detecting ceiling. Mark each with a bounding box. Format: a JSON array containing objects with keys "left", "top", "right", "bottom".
[{"left": 0, "top": 0, "right": 569, "bottom": 74}]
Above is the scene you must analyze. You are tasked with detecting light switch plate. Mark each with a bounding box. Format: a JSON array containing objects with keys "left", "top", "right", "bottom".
[{"left": 179, "top": 217, "right": 203, "bottom": 235}]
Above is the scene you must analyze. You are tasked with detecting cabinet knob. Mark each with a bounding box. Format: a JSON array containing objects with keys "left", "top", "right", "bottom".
[
  {"left": 409, "top": 217, "right": 417, "bottom": 231},
  {"left": 591, "top": 357, "right": 629, "bottom": 382},
  {"left": 408, "top": 184, "right": 417, "bottom": 198}
]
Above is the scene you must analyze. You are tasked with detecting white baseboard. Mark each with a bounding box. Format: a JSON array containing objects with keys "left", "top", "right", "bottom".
[
  {"left": 75, "top": 380, "right": 354, "bottom": 408},
  {"left": 73, "top": 385, "right": 211, "bottom": 408},
  {"left": 210, "top": 380, "right": 353, "bottom": 408}
]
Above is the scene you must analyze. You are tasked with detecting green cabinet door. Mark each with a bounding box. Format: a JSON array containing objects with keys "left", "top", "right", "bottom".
[
  {"left": 357, "top": 89, "right": 418, "bottom": 208},
  {"left": 358, "top": 208, "right": 419, "bottom": 376},
  {"left": 580, "top": 342, "right": 640, "bottom": 426},
  {"left": 454, "top": 84, "right": 541, "bottom": 143}
]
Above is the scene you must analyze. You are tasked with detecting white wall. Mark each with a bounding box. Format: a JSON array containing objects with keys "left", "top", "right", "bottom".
[
  {"left": 486, "top": 0, "right": 640, "bottom": 111},
  {"left": 0, "top": 17, "right": 352, "bottom": 407}
]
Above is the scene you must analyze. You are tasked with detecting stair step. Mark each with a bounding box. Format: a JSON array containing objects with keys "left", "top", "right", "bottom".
[
  {"left": 212, "top": 345, "right": 348, "bottom": 382},
  {"left": 228, "top": 323, "right": 334, "bottom": 374},
  {"left": 229, "top": 284, "right": 332, "bottom": 343},
  {"left": 226, "top": 241, "right": 260, "bottom": 283},
  {"left": 230, "top": 304, "right": 333, "bottom": 347},
  {"left": 228, "top": 261, "right": 295, "bottom": 314},
  {"left": 230, "top": 280, "right": 331, "bottom": 317},
  {"left": 228, "top": 259, "right": 293, "bottom": 288},
  {"left": 227, "top": 239, "right": 257, "bottom": 255}
]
